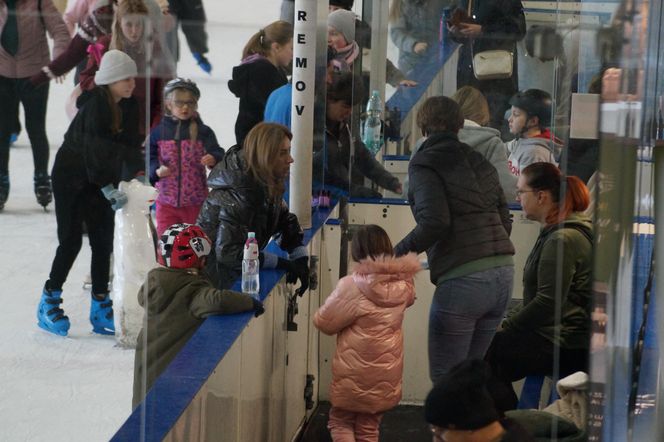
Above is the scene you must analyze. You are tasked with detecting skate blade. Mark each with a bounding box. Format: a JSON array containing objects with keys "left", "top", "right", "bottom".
[
  {"left": 92, "top": 326, "right": 115, "bottom": 336},
  {"left": 38, "top": 321, "right": 68, "bottom": 337}
]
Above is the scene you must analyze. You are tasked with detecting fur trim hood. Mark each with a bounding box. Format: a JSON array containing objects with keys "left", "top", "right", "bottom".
[{"left": 352, "top": 253, "right": 421, "bottom": 307}]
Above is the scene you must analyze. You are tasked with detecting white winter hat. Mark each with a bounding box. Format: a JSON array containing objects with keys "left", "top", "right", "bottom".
[{"left": 95, "top": 50, "right": 137, "bottom": 86}]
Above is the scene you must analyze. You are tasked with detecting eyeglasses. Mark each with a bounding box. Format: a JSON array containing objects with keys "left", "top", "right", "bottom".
[
  {"left": 515, "top": 189, "right": 537, "bottom": 197},
  {"left": 172, "top": 100, "right": 197, "bottom": 108}
]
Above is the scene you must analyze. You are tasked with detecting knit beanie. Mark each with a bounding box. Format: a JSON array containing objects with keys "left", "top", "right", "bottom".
[
  {"left": 328, "top": 9, "right": 356, "bottom": 44},
  {"left": 330, "top": 0, "right": 354, "bottom": 9},
  {"left": 424, "top": 360, "right": 501, "bottom": 430},
  {"left": 95, "top": 50, "right": 138, "bottom": 85}
]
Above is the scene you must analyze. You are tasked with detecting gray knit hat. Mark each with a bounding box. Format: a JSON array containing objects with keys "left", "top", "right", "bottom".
[
  {"left": 328, "top": 9, "right": 356, "bottom": 44},
  {"left": 95, "top": 50, "right": 137, "bottom": 85}
]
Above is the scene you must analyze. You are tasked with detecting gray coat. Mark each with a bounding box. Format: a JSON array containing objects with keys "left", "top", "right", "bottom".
[{"left": 458, "top": 123, "right": 517, "bottom": 201}]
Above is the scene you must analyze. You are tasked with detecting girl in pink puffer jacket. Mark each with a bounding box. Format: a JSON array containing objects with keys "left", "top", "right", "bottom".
[{"left": 314, "top": 224, "right": 420, "bottom": 442}]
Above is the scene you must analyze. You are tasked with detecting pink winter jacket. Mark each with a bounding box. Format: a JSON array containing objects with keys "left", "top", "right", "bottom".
[
  {"left": 0, "top": 0, "right": 70, "bottom": 78},
  {"left": 314, "top": 253, "right": 420, "bottom": 414}
]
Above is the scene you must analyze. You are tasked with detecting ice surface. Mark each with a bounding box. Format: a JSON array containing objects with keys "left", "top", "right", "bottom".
[{"left": 0, "top": 2, "right": 275, "bottom": 440}]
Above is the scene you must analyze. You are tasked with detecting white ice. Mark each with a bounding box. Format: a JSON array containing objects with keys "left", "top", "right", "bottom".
[{"left": 0, "top": 2, "right": 275, "bottom": 440}]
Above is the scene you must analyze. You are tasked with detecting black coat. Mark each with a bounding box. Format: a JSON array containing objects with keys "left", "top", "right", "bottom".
[
  {"left": 54, "top": 87, "right": 143, "bottom": 190},
  {"left": 394, "top": 132, "right": 514, "bottom": 283},
  {"left": 196, "top": 145, "right": 304, "bottom": 289},
  {"left": 228, "top": 56, "right": 288, "bottom": 145},
  {"left": 452, "top": 0, "right": 526, "bottom": 125},
  {"left": 319, "top": 122, "right": 400, "bottom": 197}
]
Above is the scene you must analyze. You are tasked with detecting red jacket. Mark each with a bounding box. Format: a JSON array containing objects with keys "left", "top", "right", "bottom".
[{"left": 314, "top": 253, "right": 420, "bottom": 414}]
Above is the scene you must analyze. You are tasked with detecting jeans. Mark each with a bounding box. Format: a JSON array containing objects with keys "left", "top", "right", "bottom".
[
  {"left": 0, "top": 76, "right": 50, "bottom": 176},
  {"left": 428, "top": 265, "right": 514, "bottom": 383}
]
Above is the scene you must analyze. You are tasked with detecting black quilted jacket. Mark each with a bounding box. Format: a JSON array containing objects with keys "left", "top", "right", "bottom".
[
  {"left": 196, "top": 145, "right": 303, "bottom": 288},
  {"left": 394, "top": 131, "right": 514, "bottom": 283}
]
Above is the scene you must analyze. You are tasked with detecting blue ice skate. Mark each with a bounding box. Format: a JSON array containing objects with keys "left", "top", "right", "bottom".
[
  {"left": 37, "top": 287, "right": 70, "bottom": 336},
  {"left": 90, "top": 294, "right": 115, "bottom": 335}
]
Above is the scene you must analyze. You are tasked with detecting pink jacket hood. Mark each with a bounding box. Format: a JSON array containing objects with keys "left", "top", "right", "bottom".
[
  {"left": 352, "top": 253, "right": 421, "bottom": 308},
  {"left": 314, "top": 253, "right": 421, "bottom": 414}
]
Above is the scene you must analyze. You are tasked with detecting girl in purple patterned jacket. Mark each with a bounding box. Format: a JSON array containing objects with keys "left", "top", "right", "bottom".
[{"left": 149, "top": 78, "right": 224, "bottom": 234}]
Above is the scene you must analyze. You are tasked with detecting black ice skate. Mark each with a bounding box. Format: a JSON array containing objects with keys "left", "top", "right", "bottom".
[
  {"left": 34, "top": 173, "right": 52, "bottom": 210},
  {"left": 0, "top": 174, "right": 9, "bottom": 211}
]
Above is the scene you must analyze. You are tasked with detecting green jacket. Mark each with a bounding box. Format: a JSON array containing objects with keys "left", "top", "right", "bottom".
[
  {"left": 503, "top": 213, "right": 593, "bottom": 349},
  {"left": 132, "top": 267, "right": 255, "bottom": 408}
]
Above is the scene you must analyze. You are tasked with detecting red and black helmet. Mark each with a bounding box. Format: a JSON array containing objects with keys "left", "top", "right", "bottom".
[{"left": 158, "top": 223, "right": 212, "bottom": 269}]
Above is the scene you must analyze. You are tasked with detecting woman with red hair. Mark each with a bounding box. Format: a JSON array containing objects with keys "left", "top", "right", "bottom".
[{"left": 486, "top": 162, "right": 593, "bottom": 412}]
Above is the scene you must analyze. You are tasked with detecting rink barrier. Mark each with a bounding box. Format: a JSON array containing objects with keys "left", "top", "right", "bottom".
[{"left": 112, "top": 206, "right": 337, "bottom": 441}]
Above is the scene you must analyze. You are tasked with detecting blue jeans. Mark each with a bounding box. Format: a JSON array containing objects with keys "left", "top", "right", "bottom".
[{"left": 428, "top": 265, "right": 514, "bottom": 383}]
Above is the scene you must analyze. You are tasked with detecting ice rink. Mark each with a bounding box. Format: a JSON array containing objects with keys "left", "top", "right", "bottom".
[{"left": 0, "top": 1, "right": 277, "bottom": 440}]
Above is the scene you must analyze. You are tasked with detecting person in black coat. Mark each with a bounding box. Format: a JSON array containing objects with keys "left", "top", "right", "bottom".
[
  {"left": 448, "top": 0, "right": 526, "bottom": 129},
  {"left": 37, "top": 50, "right": 143, "bottom": 337},
  {"left": 228, "top": 20, "right": 293, "bottom": 146},
  {"left": 319, "top": 73, "right": 402, "bottom": 198},
  {"left": 394, "top": 96, "right": 514, "bottom": 383},
  {"left": 196, "top": 122, "right": 309, "bottom": 294}
]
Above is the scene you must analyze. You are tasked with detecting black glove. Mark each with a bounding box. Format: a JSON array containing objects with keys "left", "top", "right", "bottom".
[
  {"left": 278, "top": 257, "right": 310, "bottom": 296},
  {"left": 252, "top": 298, "right": 265, "bottom": 317}
]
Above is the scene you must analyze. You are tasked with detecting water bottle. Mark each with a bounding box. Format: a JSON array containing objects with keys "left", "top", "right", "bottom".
[
  {"left": 363, "top": 90, "right": 383, "bottom": 155},
  {"left": 241, "top": 232, "right": 260, "bottom": 299}
]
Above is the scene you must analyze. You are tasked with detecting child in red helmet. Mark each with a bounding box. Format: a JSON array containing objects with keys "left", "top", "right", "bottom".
[{"left": 132, "top": 223, "right": 263, "bottom": 408}]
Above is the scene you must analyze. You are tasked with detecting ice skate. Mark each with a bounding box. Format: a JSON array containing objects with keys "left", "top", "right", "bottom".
[
  {"left": 90, "top": 294, "right": 115, "bottom": 335},
  {"left": 37, "top": 286, "right": 70, "bottom": 336},
  {"left": 34, "top": 173, "right": 52, "bottom": 210},
  {"left": 0, "top": 174, "right": 9, "bottom": 211}
]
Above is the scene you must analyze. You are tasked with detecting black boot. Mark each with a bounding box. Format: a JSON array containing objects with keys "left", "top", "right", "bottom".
[
  {"left": 34, "top": 173, "right": 52, "bottom": 209},
  {"left": 0, "top": 174, "right": 9, "bottom": 211}
]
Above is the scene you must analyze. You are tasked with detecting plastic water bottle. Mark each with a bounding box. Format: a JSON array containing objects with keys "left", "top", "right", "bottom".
[
  {"left": 242, "top": 232, "right": 260, "bottom": 299},
  {"left": 363, "top": 90, "right": 383, "bottom": 155}
]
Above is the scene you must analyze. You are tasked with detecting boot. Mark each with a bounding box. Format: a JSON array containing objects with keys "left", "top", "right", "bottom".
[
  {"left": 90, "top": 293, "right": 115, "bottom": 335},
  {"left": 37, "top": 285, "right": 70, "bottom": 336},
  {"left": 34, "top": 172, "right": 52, "bottom": 209},
  {"left": 0, "top": 174, "right": 9, "bottom": 211}
]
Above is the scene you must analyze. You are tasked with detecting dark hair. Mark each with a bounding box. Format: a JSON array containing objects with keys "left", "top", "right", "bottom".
[
  {"left": 243, "top": 123, "right": 293, "bottom": 201},
  {"left": 100, "top": 85, "right": 122, "bottom": 134},
  {"left": 509, "top": 89, "right": 552, "bottom": 128},
  {"left": 522, "top": 162, "right": 590, "bottom": 224},
  {"left": 327, "top": 72, "right": 363, "bottom": 106},
  {"left": 416, "top": 96, "right": 464, "bottom": 136},
  {"left": 351, "top": 225, "right": 394, "bottom": 262},
  {"left": 242, "top": 20, "right": 293, "bottom": 60}
]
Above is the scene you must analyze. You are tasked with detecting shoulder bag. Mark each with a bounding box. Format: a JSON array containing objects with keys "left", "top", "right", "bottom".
[{"left": 468, "top": 0, "right": 514, "bottom": 80}]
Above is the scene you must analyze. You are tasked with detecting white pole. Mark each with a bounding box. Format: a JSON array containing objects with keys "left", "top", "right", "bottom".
[{"left": 289, "top": 0, "right": 318, "bottom": 228}]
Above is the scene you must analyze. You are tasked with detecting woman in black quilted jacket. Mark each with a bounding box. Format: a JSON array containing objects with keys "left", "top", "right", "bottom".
[
  {"left": 196, "top": 122, "right": 309, "bottom": 293},
  {"left": 394, "top": 96, "right": 514, "bottom": 383}
]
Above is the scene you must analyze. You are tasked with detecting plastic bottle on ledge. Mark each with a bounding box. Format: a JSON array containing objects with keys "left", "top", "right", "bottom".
[
  {"left": 242, "top": 232, "right": 260, "bottom": 300},
  {"left": 363, "top": 90, "right": 384, "bottom": 155}
]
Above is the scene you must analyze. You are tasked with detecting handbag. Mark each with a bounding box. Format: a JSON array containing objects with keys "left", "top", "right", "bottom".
[{"left": 467, "top": 0, "right": 514, "bottom": 80}]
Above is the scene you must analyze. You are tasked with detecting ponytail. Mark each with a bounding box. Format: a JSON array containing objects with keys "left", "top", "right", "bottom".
[
  {"left": 242, "top": 20, "right": 293, "bottom": 60},
  {"left": 521, "top": 162, "right": 590, "bottom": 224},
  {"left": 559, "top": 175, "right": 590, "bottom": 220}
]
